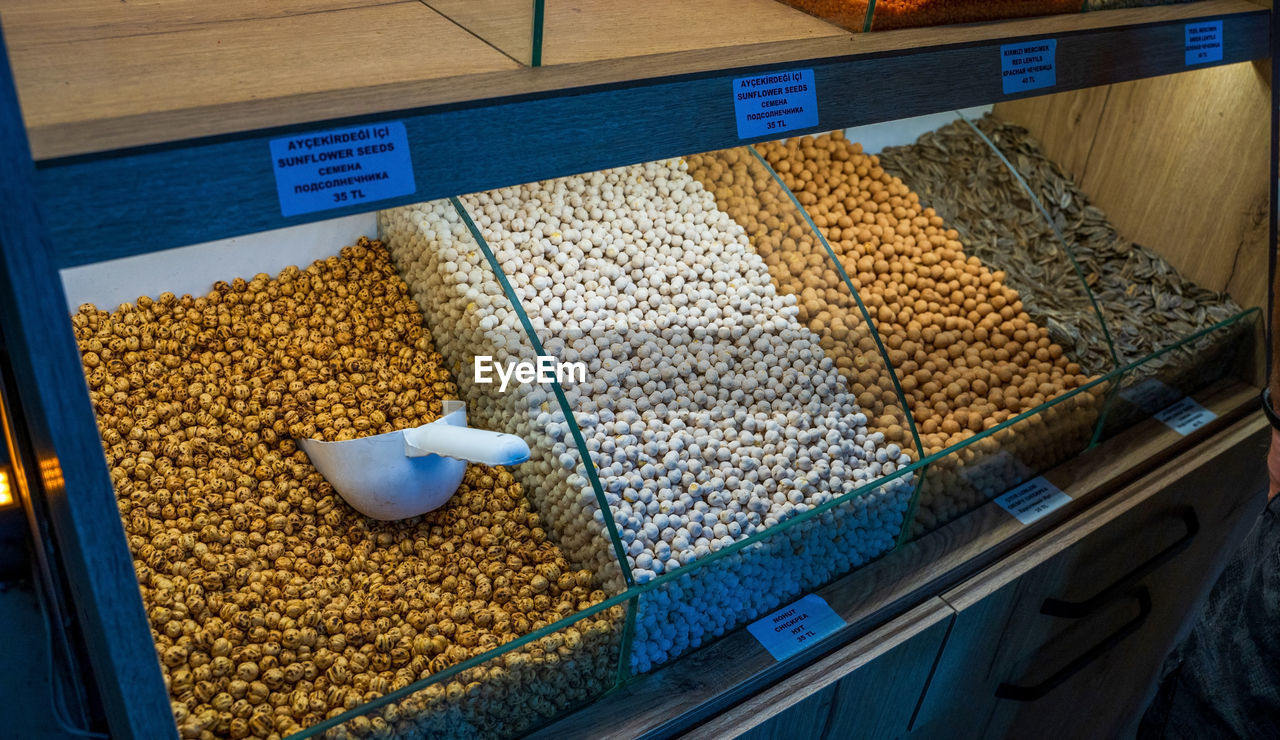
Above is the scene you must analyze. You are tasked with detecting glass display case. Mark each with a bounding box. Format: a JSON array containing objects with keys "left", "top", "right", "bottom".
[
  {"left": 42, "top": 93, "right": 1258, "bottom": 734},
  {"left": 0, "top": 1, "right": 1270, "bottom": 738}
]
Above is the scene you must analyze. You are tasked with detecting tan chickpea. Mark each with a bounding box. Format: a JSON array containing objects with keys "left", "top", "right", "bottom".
[{"left": 75, "top": 238, "right": 612, "bottom": 736}]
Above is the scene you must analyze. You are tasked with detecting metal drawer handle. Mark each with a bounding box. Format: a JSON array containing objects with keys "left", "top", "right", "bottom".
[
  {"left": 1040, "top": 506, "right": 1197, "bottom": 619},
  {"left": 995, "top": 586, "right": 1152, "bottom": 703}
]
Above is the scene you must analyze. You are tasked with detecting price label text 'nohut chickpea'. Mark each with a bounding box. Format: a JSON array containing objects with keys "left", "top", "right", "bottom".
[{"left": 474, "top": 355, "right": 587, "bottom": 392}]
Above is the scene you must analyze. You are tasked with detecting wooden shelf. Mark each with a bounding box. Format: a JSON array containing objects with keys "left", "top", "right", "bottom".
[
  {"left": 0, "top": 1, "right": 521, "bottom": 158},
  {"left": 11, "top": 0, "right": 1261, "bottom": 269},
  {"left": 0, "top": 0, "right": 1262, "bottom": 164},
  {"left": 539, "top": 0, "right": 848, "bottom": 66},
  {"left": 534, "top": 381, "right": 1263, "bottom": 739}
]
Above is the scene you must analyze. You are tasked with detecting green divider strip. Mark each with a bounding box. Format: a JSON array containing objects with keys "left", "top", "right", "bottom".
[
  {"left": 449, "top": 196, "right": 636, "bottom": 589},
  {"left": 958, "top": 111, "right": 1122, "bottom": 370},
  {"left": 531, "top": 0, "right": 544, "bottom": 67},
  {"left": 747, "top": 144, "right": 926, "bottom": 465}
]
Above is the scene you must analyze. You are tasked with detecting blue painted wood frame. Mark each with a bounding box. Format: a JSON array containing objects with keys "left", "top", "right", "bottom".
[
  {"left": 0, "top": 28, "right": 176, "bottom": 740},
  {"left": 34, "top": 8, "right": 1267, "bottom": 269}
]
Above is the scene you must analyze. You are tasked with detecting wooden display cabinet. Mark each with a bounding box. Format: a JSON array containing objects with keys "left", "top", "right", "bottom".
[{"left": 0, "top": 2, "right": 1272, "bottom": 737}]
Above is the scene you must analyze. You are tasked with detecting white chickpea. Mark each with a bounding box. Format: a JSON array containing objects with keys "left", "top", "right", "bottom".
[{"left": 380, "top": 157, "right": 914, "bottom": 671}]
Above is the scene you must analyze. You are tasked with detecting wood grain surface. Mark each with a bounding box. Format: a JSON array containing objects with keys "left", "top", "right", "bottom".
[
  {"left": 424, "top": 0, "right": 538, "bottom": 65},
  {"left": 539, "top": 0, "right": 846, "bottom": 66},
  {"left": 0, "top": 1, "right": 518, "bottom": 147},
  {"left": 0, "top": 0, "right": 1262, "bottom": 159}
]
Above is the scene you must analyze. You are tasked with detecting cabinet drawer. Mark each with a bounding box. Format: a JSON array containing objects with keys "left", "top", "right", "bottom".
[
  {"left": 683, "top": 599, "right": 953, "bottom": 740},
  {"left": 914, "top": 414, "right": 1268, "bottom": 737}
]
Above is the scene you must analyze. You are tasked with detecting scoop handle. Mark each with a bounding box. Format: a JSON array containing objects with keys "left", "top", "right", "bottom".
[{"left": 402, "top": 424, "right": 531, "bottom": 466}]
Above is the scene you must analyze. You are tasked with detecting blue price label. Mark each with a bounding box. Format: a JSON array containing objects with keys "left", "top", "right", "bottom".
[
  {"left": 732, "top": 69, "right": 819, "bottom": 139},
  {"left": 1186, "top": 21, "right": 1223, "bottom": 66},
  {"left": 270, "top": 121, "right": 416, "bottom": 217},
  {"left": 1000, "top": 39, "right": 1057, "bottom": 95},
  {"left": 747, "top": 593, "right": 844, "bottom": 661}
]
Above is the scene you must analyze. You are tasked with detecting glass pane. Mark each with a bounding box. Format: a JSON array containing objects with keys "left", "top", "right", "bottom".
[
  {"left": 868, "top": 0, "right": 1084, "bottom": 30},
  {"left": 425, "top": 0, "right": 543, "bottom": 66},
  {"left": 774, "top": 0, "right": 872, "bottom": 32},
  {"left": 613, "top": 146, "right": 926, "bottom": 671},
  {"left": 379, "top": 201, "right": 630, "bottom": 591},
  {"left": 872, "top": 112, "right": 1125, "bottom": 531},
  {"left": 395, "top": 152, "right": 923, "bottom": 674},
  {"left": 69, "top": 235, "right": 617, "bottom": 738},
  {"left": 913, "top": 376, "right": 1109, "bottom": 533},
  {"left": 1098, "top": 309, "right": 1259, "bottom": 437},
  {"left": 1085, "top": 0, "right": 1202, "bottom": 8},
  {"left": 631, "top": 466, "right": 919, "bottom": 673},
  {"left": 946, "top": 113, "right": 1250, "bottom": 440},
  {"left": 306, "top": 596, "right": 628, "bottom": 739},
  {"left": 878, "top": 113, "right": 1118, "bottom": 381},
  {"left": 754, "top": 129, "right": 1107, "bottom": 537}
]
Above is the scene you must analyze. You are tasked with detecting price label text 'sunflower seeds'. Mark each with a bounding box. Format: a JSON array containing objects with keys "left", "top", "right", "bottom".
[
  {"left": 733, "top": 69, "right": 819, "bottom": 139},
  {"left": 270, "top": 121, "right": 416, "bottom": 217}
]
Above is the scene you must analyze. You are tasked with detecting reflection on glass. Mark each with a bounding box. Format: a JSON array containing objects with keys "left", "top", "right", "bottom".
[
  {"left": 308, "top": 599, "right": 626, "bottom": 739},
  {"left": 1098, "top": 310, "right": 1258, "bottom": 438},
  {"left": 425, "top": 1, "right": 543, "bottom": 66},
  {"left": 868, "top": 0, "right": 1085, "bottom": 30},
  {"left": 775, "top": 0, "right": 872, "bottom": 32},
  {"left": 380, "top": 202, "right": 628, "bottom": 592},
  {"left": 913, "top": 376, "right": 1107, "bottom": 533},
  {"left": 631, "top": 468, "right": 917, "bottom": 673},
  {"left": 753, "top": 130, "right": 1106, "bottom": 536}
]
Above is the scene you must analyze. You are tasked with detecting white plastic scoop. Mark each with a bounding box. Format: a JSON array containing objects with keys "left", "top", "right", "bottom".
[{"left": 298, "top": 400, "right": 530, "bottom": 520}]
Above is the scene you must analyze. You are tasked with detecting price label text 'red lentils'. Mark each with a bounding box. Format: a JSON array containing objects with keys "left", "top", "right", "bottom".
[
  {"left": 732, "top": 69, "right": 819, "bottom": 139},
  {"left": 1000, "top": 39, "right": 1057, "bottom": 95},
  {"left": 269, "top": 121, "right": 416, "bottom": 217}
]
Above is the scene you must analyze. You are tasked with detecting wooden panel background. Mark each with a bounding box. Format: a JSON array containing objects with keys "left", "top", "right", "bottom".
[{"left": 994, "top": 60, "right": 1271, "bottom": 311}]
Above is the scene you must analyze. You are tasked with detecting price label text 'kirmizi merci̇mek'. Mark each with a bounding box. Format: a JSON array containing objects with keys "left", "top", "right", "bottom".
[{"left": 1001, "top": 39, "right": 1057, "bottom": 95}]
